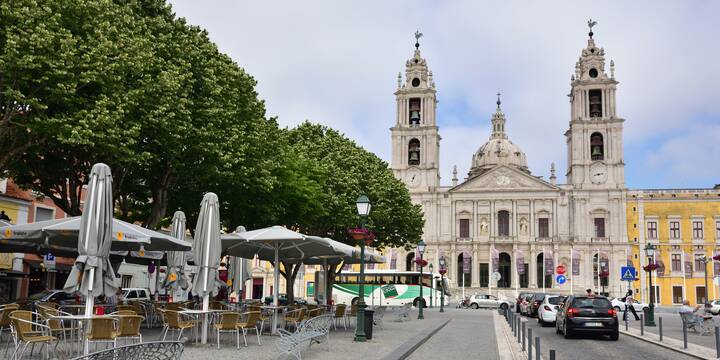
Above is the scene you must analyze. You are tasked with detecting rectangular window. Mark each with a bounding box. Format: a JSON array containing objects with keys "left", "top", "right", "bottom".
[
  {"left": 670, "top": 221, "right": 680, "bottom": 239},
  {"left": 498, "top": 211, "right": 510, "bottom": 236},
  {"left": 696, "top": 287, "right": 707, "bottom": 304},
  {"left": 538, "top": 218, "right": 549, "bottom": 238},
  {"left": 35, "top": 207, "right": 54, "bottom": 222},
  {"left": 695, "top": 254, "right": 706, "bottom": 273},
  {"left": 479, "top": 263, "right": 489, "bottom": 287},
  {"left": 459, "top": 219, "right": 470, "bottom": 238},
  {"left": 594, "top": 218, "right": 605, "bottom": 238},
  {"left": 672, "top": 286, "right": 683, "bottom": 304},
  {"left": 693, "top": 221, "right": 703, "bottom": 239},
  {"left": 588, "top": 89, "right": 603, "bottom": 118},
  {"left": 716, "top": 221, "right": 720, "bottom": 240},
  {"left": 647, "top": 221, "right": 658, "bottom": 239},
  {"left": 671, "top": 254, "right": 681, "bottom": 272}
]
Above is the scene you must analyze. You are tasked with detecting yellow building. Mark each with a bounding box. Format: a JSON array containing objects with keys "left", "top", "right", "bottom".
[{"left": 627, "top": 187, "right": 720, "bottom": 306}]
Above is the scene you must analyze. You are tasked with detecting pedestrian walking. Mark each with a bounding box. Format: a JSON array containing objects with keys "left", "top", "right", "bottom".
[{"left": 623, "top": 290, "right": 640, "bottom": 321}]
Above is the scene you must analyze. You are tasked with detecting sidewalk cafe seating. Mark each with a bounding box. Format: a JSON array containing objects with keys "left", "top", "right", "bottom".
[
  {"left": 116, "top": 305, "right": 135, "bottom": 312},
  {"left": 276, "top": 314, "right": 333, "bottom": 360},
  {"left": 247, "top": 305, "right": 271, "bottom": 334},
  {"left": 10, "top": 310, "right": 58, "bottom": 360},
  {"left": 679, "top": 311, "right": 713, "bottom": 336},
  {"left": 161, "top": 310, "right": 196, "bottom": 341},
  {"left": 284, "top": 308, "right": 306, "bottom": 332},
  {"left": 111, "top": 310, "right": 137, "bottom": 316},
  {"left": 347, "top": 304, "right": 358, "bottom": 327},
  {"left": 213, "top": 312, "right": 240, "bottom": 349},
  {"left": 116, "top": 315, "right": 144, "bottom": 345},
  {"left": 1, "top": 304, "right": 20, "bottom": 356},
  {"left": 332, "top": 304, "right": 347, "bottom": 330},
  {"left": 236, "top": 311, "right": 262, "bottom": 347},
  {"left": 85, "top": 317, "right": 118, "bottom": 352},
  {"left": 69, "top": 340, "right": 184, "bottom": 360}
]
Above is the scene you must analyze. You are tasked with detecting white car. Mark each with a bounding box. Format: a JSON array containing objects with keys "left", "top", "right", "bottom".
[
  {"left": 121, "top": 287, "right": 151, "bottom": 302},
  {"left": 537, "top": 295, "right": 564, "bottom": 326},
  {"left": 610, "top": 297, "right": 648, "bottom": 313},
  {"left": 467, "top": 293, "right": 513, "bottom": 310},
  {"left": 708, "top": 300, "right": 720, "bottom": 315}
]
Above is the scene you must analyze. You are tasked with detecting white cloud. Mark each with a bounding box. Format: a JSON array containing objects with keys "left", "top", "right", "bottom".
[{"left": 168, "top": 0, "right": 720, "bottom": 188}]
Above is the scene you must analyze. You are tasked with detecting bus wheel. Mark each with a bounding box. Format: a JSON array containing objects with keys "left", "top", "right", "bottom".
[
  {"left": 414, "top": 298, "right": 426, "bottom": 308},
  {"left": 351, "top": 297, "right": 359, "bottom": 306}
]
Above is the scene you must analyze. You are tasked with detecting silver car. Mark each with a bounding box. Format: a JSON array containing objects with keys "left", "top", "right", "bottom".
[{"left": 468, "top": 293, "right": 513, "bottom": 310}]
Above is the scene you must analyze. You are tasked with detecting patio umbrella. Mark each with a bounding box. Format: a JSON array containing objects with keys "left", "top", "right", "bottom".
[
  {"left": 192, "top": 193, "right": 221, "bottom": 344},
  {"left": 228, "top": 226, "right": 249, "bottom": 300},
  {"left": 164, "top": 211, "right": 190, "bottom": 292},
  {"left": 61, "top": 163, "right": 117, "bottom": 319},
  {"left": 221, "top": 226, "right": 351, "bottom": 333}
]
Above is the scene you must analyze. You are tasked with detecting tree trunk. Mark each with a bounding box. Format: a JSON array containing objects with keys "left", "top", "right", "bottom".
[
  {"left": 325, "top": 263, "right": 342, "bottom": 305},
  {"left": 144, "top": 165, "right": 174, "bottom": 229},
  {"left": 280, "top": 261, "right": 301, "bottom": 304}
]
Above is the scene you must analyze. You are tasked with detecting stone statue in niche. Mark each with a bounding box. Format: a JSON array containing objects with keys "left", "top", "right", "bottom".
[
  {"left": 520, "top": 218, "right": 529, "bottom": 235},
  {"left": 480, "top": 218, "right": 489, "bottom": 234}
]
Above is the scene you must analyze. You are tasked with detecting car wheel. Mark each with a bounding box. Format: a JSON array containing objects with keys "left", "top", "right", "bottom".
[
  {"left": 563, "top": 323, "right": 572, "bottom": 339},
  {"left": 413, "top": 298, "right": 426, "bottom": 308},
  {"left": 471, "top": 303, "right": 479, "bottom": 309},
  {"left": 351, "top": 297, "right": 359, "bottom": 306},
  {"left": 538, "top": 316, "right": 544, "bottom": 326},
  {"left": 500, "top": 303, "right": 508, "bottom": 311},
  {"left": 609, "top": 331, "right": 619, "bottom": 341}
]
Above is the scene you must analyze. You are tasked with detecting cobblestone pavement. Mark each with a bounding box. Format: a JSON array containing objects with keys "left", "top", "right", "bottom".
[{"left": 407, "top": 308, "right": 499, "bottom": 360}]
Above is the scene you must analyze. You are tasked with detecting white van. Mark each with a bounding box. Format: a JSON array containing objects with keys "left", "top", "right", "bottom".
[{"left": 121, "top": 287, "right": 151, "bottom": 302}]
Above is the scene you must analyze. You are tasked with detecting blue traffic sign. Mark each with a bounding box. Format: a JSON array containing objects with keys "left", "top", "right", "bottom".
[
  {"left": 556, "top": 275, "right": 566, "bottom": 284},
  {"left": 45, "top": 253, "right": 55, "bottom": 261},
  {"left": 621, "top": 266, "right": 636, "bottom": 281}
]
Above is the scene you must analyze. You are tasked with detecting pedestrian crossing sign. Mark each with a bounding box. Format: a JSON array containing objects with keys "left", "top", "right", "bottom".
[{"left": 621, "top": 266, "right": 636, "bottom": 281}]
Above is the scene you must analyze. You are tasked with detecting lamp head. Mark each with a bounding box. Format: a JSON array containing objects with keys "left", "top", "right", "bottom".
[
  {"left": 439, "top": 256, "right": 446, "bottom": 267},
  {"left": 356, "top": 194, "right": 371, "bottom": 217},
  {"left": 644, "top": 243, "right": 656, "bottom": 257},
  {"left": 417, "top": 240, "right": 426, "bottom": 254}
]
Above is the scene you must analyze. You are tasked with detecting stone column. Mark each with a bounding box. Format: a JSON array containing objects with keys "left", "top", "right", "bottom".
[{"left": 529, "top": 245, "right": 537, "bottom": 289}]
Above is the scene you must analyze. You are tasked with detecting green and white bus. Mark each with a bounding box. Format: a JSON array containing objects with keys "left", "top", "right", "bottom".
[{"left": 329, "top": 270, "right": 449, "bottom": 307}]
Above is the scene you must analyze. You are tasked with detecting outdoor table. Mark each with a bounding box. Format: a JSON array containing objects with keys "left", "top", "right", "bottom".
[
  {"left": 261, "top": 305, "right": 288, "bottom": 334},
  {"left": 51, "top": 314, "right": 119, "bottom": 356},
  {"left": 179, "top": 308, "right": 226, "bottom": 344}
]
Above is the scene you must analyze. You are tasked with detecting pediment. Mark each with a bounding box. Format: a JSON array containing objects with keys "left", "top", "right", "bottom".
[{"left": 450, "top": 165, "right": 558, "bottom": 192}]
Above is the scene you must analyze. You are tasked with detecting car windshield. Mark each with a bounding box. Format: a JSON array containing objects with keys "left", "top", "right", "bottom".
[
  {"left": 533, "top": 294, "right": 545, "bottom": 301},
  {"left": 547, "top": 297, "right": 563, "bottom": 305},
  {"left": 572, "top": 297, "right": 611, "bottom": 309}
]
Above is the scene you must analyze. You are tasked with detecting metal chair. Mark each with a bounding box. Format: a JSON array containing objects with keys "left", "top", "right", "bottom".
[
  {"left": 236, "top": 311, "right": 262, "bottom": 347},
  {"left": 284, "top": 308, "right": 306, "bottom": 332},
  {"left": 85, "top": 317, "right": 118, "bottom": 352},
  {"left": 1, "top": 304, "right": 19, "bottom": 356},
  {"left": 68, "top": 341, "right": 184, "bottom": 360},
  {"left": 213, "top": 312, "right": 240, "bottom": 349},
  {"left": 9, "top": 310, "right": 58, "bottom": 360},
  {"left": 116, "top": 315, "right": 144, "bottom": 345},
  {"left": 161, "top": 310, "right": 195, "bottom": 341},
  {"left": 332, "top": 304, "right": 347, "bottom": 330}
]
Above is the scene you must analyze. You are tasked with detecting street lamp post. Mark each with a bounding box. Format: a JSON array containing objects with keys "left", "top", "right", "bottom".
[
  {"left": 354, "top": 194, "right": 371, "bottom": 342},
  {"left": 644, "top": 243, "right": 657, "bottom": 327},
  {"left": 700, "top": 255, "right": 710, "bottom": 305},
  {"left": 417, "top": 240, "right": 426, "bottom": 320},
  {"left": 439, "top": 256, "right": 446, "bottom": 313},
  {"left": 429, "top": 263, "right": 434, "bottom": 308}
]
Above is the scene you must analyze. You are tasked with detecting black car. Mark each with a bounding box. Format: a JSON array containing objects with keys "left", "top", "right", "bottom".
[
  {"left": 555, "top": 295, "right": 619, "bottom": 340},
  {"left": 527, "top": 293, "right": 547, "bottom": 317}
]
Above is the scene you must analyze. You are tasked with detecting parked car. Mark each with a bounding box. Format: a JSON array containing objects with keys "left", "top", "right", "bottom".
[
  {"left": 708, "top": 300, "right": 720, "bottom": 315},
  {"left": 526, "top": 293, "right": 547, "bottom": 317},
  {"left": 121, "top": 287, "right": 151, "bottom": 302},
  {"left": 519, "top": 293, "right": 537, "bottom": 315},
  {"left": 555, "top": 295, "right": 619, "bottom": 340},
  {"left": 20, "top": 289, "right": 77, "bottom": 310},
  {"left": 263, "top": 294, "right": 308, "bottom": 306},
  {"left": 516, "top": 292, "right": 533, "bottom": 312},
  {"left": 609, "top": 297, "right": 649, "bottom": 313},
  {"left": 537, "top": 295, "right": 565, "bottom": 326},
  {"left": 467, "top": 293, "right": 513, "bottom": 310}
]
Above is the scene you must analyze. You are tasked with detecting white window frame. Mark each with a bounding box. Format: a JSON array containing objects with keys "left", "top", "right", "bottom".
[
  {"left": 670, "top": 253, "right": 682, "bottom": 273},
  {"left": 695, "top": 285, "right": 708, "bottom": 304},
  {"left": 691, "top": 216, "right": 705, "bottom": 241},
  {"left": 646, "top": 220, "right": 658, "bottom": 240},
  {"left": 672, "top": 285, "right": 683, "bottom": 304},
  {"left": 34, "top": 204, "right": 55, "bottom": 222},
  {"left": 668, "top": 216, "right": 681, "bottom": 242}
]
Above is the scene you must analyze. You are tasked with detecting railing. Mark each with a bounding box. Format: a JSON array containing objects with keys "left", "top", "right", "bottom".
[
  {"left": 590, "top": 237, "right": 610, "bottom": 242},
  {"left": 534, "top": 237, "right": 557, "bottom": 243}
]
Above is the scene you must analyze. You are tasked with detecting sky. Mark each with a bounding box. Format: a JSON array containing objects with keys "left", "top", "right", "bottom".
[{"left": 168, "top": 0, "right": 720, "bottom": 189}]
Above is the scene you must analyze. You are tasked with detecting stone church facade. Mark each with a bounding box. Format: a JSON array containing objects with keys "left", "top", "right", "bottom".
[{"left": 390, "top": 29, "right": 630, "bottom": 298}]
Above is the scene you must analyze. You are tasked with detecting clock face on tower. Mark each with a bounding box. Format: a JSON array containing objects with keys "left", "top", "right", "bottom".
[
  {"left": 405, "top": 168, "right": 422, "bottom": 188},
  {"left": 590, "top": 162, "right": 608, "bottom": 185}
]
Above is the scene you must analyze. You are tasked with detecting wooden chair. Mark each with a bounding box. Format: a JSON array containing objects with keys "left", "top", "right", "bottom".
[
  {"left": 86, "top": 317, "right": 118, "bottom": 352},
  {"left": 236, "top": 311, "right": 262, "bottom": 347},
  {"left": 162, "top": 310, "right": 196, "bottom": 341},
  {"left": 213, "top": 312, "right": 240, "bottom": 349},
  {"left": 10, "top": 310, "right": 57, "bottom": 360},
  {"left": 247, "top": 305, "right": 271, "bottom": 335},
  {"left": 284, "top": 308, "right": 306, "bottom": 332},
  {"left": 347, "top": 304, "right": 358, "bottom": 327},
  {"left": 1, "top": 304, "right": 19, "bottom": 357},
  {"left": 332, "top": 304, "right": 347, "bottom": 330},
  {"left": 116, "top": 315, "right": 144, "bottom": 345}
]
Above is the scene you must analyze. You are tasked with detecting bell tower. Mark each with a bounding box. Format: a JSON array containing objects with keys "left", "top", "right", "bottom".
[
  {"left": 566, "top": 20, "right": 625, "bottom": 189},
  {"left": 391, "top": 31, "right": 440, "bottom": 191}
]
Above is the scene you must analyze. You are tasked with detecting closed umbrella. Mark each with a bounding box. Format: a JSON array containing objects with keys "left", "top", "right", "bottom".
[
  {"left": 228, "top": 226, "right": 249, "bottom": 301},
  {"left": 62, "top": 163, "right": 117, "bottom": 323},
  {"left": 192, "top": 193, "right": 221, "bottom": 344},
  {"left": 164, "top": 211, "right": 190, "bottom": 293}
]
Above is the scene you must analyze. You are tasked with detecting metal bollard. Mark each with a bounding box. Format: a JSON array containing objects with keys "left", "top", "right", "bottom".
[
  {"left": 683, "top": 322, "right": 688, "bottom": 349},
  {"left": 659, "top": 317, "right": 663, "bottom": 342},
  {"left": 549, "top": 349, "right": 556, "bottom": 360},
  {"left": 518, "top": 319, "right": 522, "bottom": 344},
  {"left": 535, "top": 337, "right": 540, "bottom": 360},
  {"left": 625, "top": 319, "right": 628, "bottom": 331},
  {"left": 640, "top": 314, "right": 644, "bottom": 336},
  {"left": 528, "top": 327, "right": 533, "bottom": 360},
  {"left": 715, "top": 326, "right": 720, "bottom": 358},
  {"left": 522, "top": 321, "right": 526, "bottom": 350}
]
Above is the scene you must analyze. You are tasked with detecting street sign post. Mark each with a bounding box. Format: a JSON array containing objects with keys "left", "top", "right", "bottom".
[
  {"left": 621, "top": 266, "right": 637, "bottom": 281},
  {"left": 556, "top": 265, "right": 566, "bottom": 275},
  {"left": 556, "top": 275, "right": 566, "bottom": 284}
]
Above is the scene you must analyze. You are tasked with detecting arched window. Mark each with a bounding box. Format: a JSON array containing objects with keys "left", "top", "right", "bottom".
[
  {"left": 536, "top": 253, "right": 552, "bottom": 289},
  {"left": 408, "top": 139, "right": 420, "bottom": 165},
  {"left": 457, "top": 253, "right": 471, "bottom": 286},
  {"left": 498, "top": 253, "right": 511, "bottom": 288},
  {"left": 405, "top": 252, "right": 415, "bottom": 271},
  {"left": 591, "top": 132, "right": 604, "bottom": 160},
  {"left": 498, "top": 210, "right": 510, "bottom": 236}
]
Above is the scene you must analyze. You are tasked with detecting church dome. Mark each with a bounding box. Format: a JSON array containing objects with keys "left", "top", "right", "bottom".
[{"left": 468, "top": 98, "right": 529, "bottom": 178}]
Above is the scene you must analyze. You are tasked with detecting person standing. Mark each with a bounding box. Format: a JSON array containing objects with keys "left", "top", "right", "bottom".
[
  {"left": 623, "top": 290, "right": 640, "bottom": 321},
  {"left": 0, "top": 210, "right": 10, "bottom": 221}
]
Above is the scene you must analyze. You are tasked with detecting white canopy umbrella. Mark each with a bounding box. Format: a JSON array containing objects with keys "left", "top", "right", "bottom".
[{"left": 192, "top": 193, "right": 221, "bottom": 344}]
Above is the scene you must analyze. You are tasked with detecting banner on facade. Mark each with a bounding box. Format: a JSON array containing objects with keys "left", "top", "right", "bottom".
[
  {"left": 516, "top": 250, "right": 525, "bottom": 275},
  {"left": 490, "top": 248, "right": 499, "bottom": 273},
  {"left": 599, "top": 250, "right": 609, "bottom": 273},
  {"left": 544, "top": 248, "right": 554, "bottom": 276},
  {"left": 390, "top": 249, "right": 397, "bottom": 270},
  {"left": 684, "top": 252, "right": 693, "bottom": 278},
  {"left": 657, "top": 260, "right": 665, "bottom": 277},
  {"left": 463, "top": 250, "right": 473, "bottom": 274},
  {"left": 571, "top": 249, "right": 580, "bottom": 276},
  {"left": 714, "top": 250, "right": 720, "bottom": 276}
]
